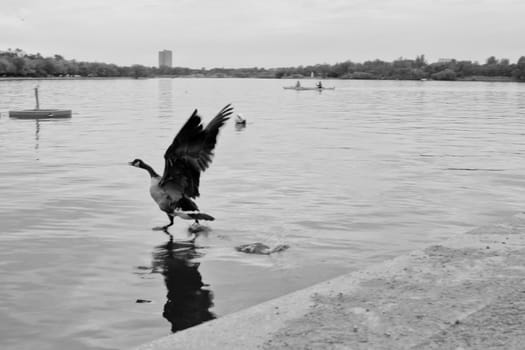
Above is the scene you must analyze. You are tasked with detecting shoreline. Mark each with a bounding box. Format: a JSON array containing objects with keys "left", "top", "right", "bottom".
[
  {"left": 0, "top": 76, "right": 135, "bottom": 81},
  {"left": 0, "top": 76, "right": 521, "bottom": 83},
  {"left": 136, "top": 213, "right": 525, "bottom": 350}
]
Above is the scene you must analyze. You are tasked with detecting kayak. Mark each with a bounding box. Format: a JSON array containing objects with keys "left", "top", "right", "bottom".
[{"left": 283, "top": 86, "right": 335, "bottom": 91}]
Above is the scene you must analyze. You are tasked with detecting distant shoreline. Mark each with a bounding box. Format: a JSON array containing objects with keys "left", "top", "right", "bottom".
[
  {"left": 0, "top": 76, "right": 134, "bottom": 81},
  {"left": 0, "top": 75, "right": 520, "bottom": 83},
  {"left": 3, "top": 50, "right": 524, "bottom": 83}
]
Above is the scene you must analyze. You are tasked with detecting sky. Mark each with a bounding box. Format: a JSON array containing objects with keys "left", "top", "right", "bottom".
[{"left": 1, "top": 0, "right": 524, "bottom": 68}]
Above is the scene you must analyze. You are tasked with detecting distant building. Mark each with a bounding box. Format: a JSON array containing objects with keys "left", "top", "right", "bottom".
[
  {"left": 438, "top": 58, "right": 453, "bottom": 63},
  {"left": 158, "top": 50, "right": 173, "bottom": 68}
]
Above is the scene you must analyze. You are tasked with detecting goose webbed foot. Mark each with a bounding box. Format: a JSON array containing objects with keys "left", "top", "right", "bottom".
[{"left": 151, "top": 226, "right": 173, "bottom": 237}]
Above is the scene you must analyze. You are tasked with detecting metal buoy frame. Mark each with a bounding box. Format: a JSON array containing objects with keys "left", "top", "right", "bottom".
[{"left": 9, "top": 86, "right": 72, "bottom": 119}]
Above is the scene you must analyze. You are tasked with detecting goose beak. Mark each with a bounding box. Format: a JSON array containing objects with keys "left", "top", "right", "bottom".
[{"left": 128, "top": 161, "right": 134, "bottom": 166}]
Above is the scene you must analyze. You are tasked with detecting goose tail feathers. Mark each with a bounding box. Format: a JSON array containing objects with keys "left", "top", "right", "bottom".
[
  {"left": 172, "top": 211, "right": 215, "bottom": 221},
  {"left": 189, "top": 212, "right": 215, "bottom": 221}
]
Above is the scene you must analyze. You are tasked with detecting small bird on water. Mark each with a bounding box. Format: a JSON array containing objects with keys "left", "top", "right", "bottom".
[{"left": 129, "top": 104, "right": 233, "bottom": 231}]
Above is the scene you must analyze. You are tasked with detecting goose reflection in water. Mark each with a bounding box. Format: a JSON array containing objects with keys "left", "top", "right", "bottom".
[{"left": 152, "top": 236, "right": 215, "bottom": 333}]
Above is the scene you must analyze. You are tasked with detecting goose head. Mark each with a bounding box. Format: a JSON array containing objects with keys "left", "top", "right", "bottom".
[
  {"left": 129, "top": 158, "right": 160, "bottom": 178},
  {"left": 128, "top": 158, "right": 146, "bottom": 169}
]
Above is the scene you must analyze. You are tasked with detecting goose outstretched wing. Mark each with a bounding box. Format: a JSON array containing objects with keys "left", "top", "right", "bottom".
[{"left": 159, "top": 104, "right": 233, "bottom": 198}]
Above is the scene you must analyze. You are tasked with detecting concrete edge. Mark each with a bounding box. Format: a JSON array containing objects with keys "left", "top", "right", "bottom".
[{"left": 136, "top": 212, "right": 525, "bottom": 350}]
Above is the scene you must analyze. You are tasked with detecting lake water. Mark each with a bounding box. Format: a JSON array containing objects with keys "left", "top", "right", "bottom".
[{"left": 1, "top": 78, "right": 525, "bottom": 349}]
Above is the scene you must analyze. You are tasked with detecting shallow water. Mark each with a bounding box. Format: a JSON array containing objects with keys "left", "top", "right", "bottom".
[{"left": 1, "top": 78, "right": 525, "bottom": 349}]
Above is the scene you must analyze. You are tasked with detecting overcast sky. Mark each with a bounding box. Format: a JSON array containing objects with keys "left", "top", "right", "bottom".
[{"left": 1, "top": 0, "right": 524, "bottom": 68}]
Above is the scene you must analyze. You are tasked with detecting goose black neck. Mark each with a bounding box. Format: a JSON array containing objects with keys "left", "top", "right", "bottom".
[{"left": 142, "top": 163, "right": 159, "bottom": 178}]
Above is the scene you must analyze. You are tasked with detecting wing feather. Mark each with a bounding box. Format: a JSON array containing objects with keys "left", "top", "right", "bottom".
[{"left": 159, "top": 104, "right": 233, "bottom": 198}]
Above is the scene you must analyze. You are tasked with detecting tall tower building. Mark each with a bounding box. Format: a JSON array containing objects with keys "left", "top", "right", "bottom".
[{"left": 158, "top": 50, "right": 173, "bottom": 68}]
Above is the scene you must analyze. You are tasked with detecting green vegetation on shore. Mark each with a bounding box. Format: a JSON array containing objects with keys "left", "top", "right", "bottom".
[{"left": 1, "top": 49, "right": 525, "bottom": 81}]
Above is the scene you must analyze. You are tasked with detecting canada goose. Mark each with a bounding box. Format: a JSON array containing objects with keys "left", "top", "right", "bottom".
[{"left": 129, "top": 104, "right": 233, "bottom": 231}]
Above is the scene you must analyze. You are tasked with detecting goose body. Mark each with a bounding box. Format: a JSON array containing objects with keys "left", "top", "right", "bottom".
[
  {"left": 130, "top": 104, "right": 233, "bottom": 231},
  {"left": 149, "top": 176, "right": 170, "bottom": 212}
]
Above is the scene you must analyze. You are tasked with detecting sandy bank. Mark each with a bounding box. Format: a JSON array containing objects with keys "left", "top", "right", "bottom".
[{"left": 137, "top": 213, "right": 525, "bottom": 349}]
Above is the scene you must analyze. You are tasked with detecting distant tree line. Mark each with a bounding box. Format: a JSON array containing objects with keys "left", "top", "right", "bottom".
[
  {"left": 1, "top": 49, "right": 525, "bottom": 82},
  {"left": 274, "top": 55, "right": 525, "bottom": 82}
]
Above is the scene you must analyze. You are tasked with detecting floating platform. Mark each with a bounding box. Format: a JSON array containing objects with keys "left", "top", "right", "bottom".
[
  {"left": 9, "top": 109, "right": 72, "bottom": 119},
  {"left": 9, "top": 86, "right": 72, "bottom": 119}
]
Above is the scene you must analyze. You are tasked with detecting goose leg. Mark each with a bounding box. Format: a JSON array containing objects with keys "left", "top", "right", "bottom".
[
  {"left": 153, "top": 214, "right": 174, "bottom": 231},
  {"left": 163, "top": 213, "right": 174, "bottom": 230}
]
